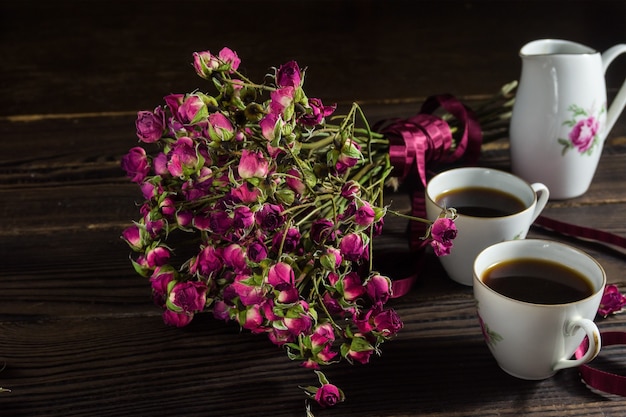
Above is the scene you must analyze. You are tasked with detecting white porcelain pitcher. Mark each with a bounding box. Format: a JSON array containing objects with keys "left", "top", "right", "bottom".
[{"left": 510, "top": 39, "right": 626, "bottom": 199}]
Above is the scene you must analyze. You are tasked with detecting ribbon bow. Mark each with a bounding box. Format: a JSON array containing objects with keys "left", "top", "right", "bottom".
[{"left": 374, "top": 94, "right": 483, "bottom": 297}]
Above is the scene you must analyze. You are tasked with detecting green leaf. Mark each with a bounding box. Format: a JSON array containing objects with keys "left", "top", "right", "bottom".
[
  {"left": 349, "top": 335, "right": 374, "bottom": 352},
  {"left": 314, "top": 370, "right": 330, "bottom": 385},
  {"left": 130, "top": 258, "right": 150, "bottom": 277}
]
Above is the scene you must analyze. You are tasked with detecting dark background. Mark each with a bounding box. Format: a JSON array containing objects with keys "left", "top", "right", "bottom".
[{"left": 2, "top": 0, "right": 625, "bottom": 119}]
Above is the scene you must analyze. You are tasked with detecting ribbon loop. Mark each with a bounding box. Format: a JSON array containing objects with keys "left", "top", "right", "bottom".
[
  {"left": 575, "top": 332, "right": 626, "bottom": 396},
  {"left": 375, "top": 94, "right": 483, "bottom": 188}
]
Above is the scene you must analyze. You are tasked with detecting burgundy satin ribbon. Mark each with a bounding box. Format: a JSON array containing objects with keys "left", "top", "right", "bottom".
[
  {"left": 534, "top": 215, "right": 626, "bottom": 249},
  {"left": 575, "top": 332, "right": 626, "bottom": 396},
  {"left": 378, "top": 94, "right": 483, "bottom": 298},
  {"left": 378, "top": 94, "right": 483, "bottom": 188}
]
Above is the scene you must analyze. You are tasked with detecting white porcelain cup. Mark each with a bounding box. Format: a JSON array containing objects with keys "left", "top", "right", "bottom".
[
  {"left": 473, "top": 239, "right": 605, "bottom": 380},
  {"left": 425, "top": 167, "right": 549, "bottom": 286}
]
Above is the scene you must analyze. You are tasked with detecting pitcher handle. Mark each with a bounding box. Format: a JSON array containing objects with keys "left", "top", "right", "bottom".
[{"left": 601, "top": 44, "right": 626, "bottom": 136}]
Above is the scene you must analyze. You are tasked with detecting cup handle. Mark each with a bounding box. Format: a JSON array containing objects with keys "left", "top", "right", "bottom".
[
  {"left": 553, "top": 317, "right": 601, "bottom": 371},
  {"left": 602, "top": 44, "right": 626, "bottom": 138},
  {"left": 530, "top": 182, "right": 550, "bottom": 222}
]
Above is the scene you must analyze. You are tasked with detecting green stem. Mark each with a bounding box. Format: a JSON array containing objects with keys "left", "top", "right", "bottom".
[
  {"left": 300, "top": 135, "right": 336, "bottom": 150},
  {"left": 388, "top": 209, "right": 433, "bottom": 225}
]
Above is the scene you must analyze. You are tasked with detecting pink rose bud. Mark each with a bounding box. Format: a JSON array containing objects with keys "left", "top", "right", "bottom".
[
  {"left": 150, "top": 267, "right": 176, "bottom": 297},
  {"left": 342, "top": 272, "right": 366, "bottom": 301},
  {"left": 238, "top": 304, "right": 263, "bottom": 331},
  {"left": 339, "top": 232, "right": 368, "bottom": 262},
  {"left": 121, "top": 225, "right": 143, "bottom": 251},
  {"left": 276, "top": 285, "right": 299, "bottom": 304},
  {"left": 327, "top": 272, "right": 340, "bottom": 286},
  {"left": 430, "top": 217, "right": 457, "bottom": 256},
  {"left": 190, "top": 245, "right": 223, "bottom": 277},
  {"left": 153, "top": 153, "right": 168, "bottom": 176},
  {"left": 322, "top": 291, "right": 343, "bottom": 315},
  {"left": 259, "top": 112, "right": 282, "bottom": 141},
  {"left": 334, "top": 141, "right": 361, "bottom": 174},
  {"left": 374, "top": 308, "right": 404, "bottom": 337},
  {"left": 150, "top": 267, "right": 176, "bottom": 307},
  {"left": 140, "top": 182, "right": 158, "bottom": 200},
  {"left": 159, "top": 197, "right": 176, "bottom": 217},
  {"left": 598, "top": 284, "right": 626, "bottom": 317},
  {"left": 310, "top": 323, "right": 335, "bottom": 349},
  {"left": 300, "top": 97, "right": 336, "bottom": 126},
  {"left": 135, "top": 108, "right": 165, "bottom": 143},
  {"left": 231, "top": 183, "right": 261, "bottom": 204},
  {"left": 232, "top": 205, "right": 255, "bottom": 231},
  {"left": 354, "top": 308, "right": 374, "bottom": 334},
  {"left": 310, "top": 219, "right": 336, "bottom": 244},
  {"left": 285, "top": 168, "right": 306, "bottom": 195},
  {"left": 218, "top": 47, "right": 241, "bottom": 72},
  {"left": 145, "top": 246, "right": 170, "bottom": 268},
  {"left": 222, "top": 244, "right": 247, "bottom": 273},
  {"left": 315, "top": 383, "right": 344, "bottom": 408},
  {"left": 167, "top": 136, "right": 201, "bottom": 178},
  {"left": 121, "top": 147, "right": 150, "bottom": 183},
  {"left": 256, "top": 203, "right": 285, "bottom": 231},
  {"left": 238, "top": 149, "right": 269, "bottom": 179},
  {"left": 176, "top": 210, "right": 193, "bottom": 227},
  {"left": 176, "top": 94, "right": 207, "bottom": 125},
  {"left": 163, "top": 309, "right": 193, "bottom": 327},
  {"left": 208, "top": 210, "right": 232, "bottom": 235},
  {"left": 212, "top": 300, "right": 232, "bottom": 321},
  {"left": 320, "top": 248, "right": 342, "bottom": 271},
  {"left": 163, "top": 93, "right": 184, "bottom": 116},
  {"left": 340, "top": 180, "right": 361, "bottom": 199},
  {"left": 366, "top": 274, "right": 392, "bottom": 303},
  {"left": 276, "top": 60, "right": 302, "bottom": 88},
  {"left": 267, "top": 262, "right": 295, "bottom": 288},
  {"left": 284, "top": 312, "right": 313, "bottom": 337},
  {"left": 167, "top": 280, "right": 208, "bottom": 313},
  {"left": 193, "top": 48, "right": 240, "bottom": 77},
  {"left": 354, "top": 202, "right": 376, "bottom": 226},
  {"left": 261, "top": 299, "right": 281, "bottom": 322},
  {"left": 269, "top": 87, "right": 295, "bottom": 116},
  {"left": 192, "top": 50, "right": 215, "bottom": 78},
  {"left": 316, "top": 345, "right": 338, "bottom": 363},
  {"left": 231, "top": 278, "right": 264, "bottom": 306},
  {"left": 268, "top": 327, "right": 294, "bottom": 346},
  {"left": 271, "top": 227, "right": 301, "bottom": 254},
  {"left": 247, "top": 241, "right": 268, "bottom": 263},
  {"left": 208, "top": 112, "right": 234, "bottom": 142},
  {"left": 144, "top": 217, "right": 164, "bottom": 238}
]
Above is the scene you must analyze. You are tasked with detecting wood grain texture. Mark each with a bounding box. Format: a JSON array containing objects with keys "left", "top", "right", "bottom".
[{"left": 1, "top": 0, "right": 625, "bottom": 416}]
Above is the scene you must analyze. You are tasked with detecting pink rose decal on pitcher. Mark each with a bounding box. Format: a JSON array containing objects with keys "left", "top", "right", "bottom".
[{"left": 558, "top": 103, "right": 605, "bottom": 155}]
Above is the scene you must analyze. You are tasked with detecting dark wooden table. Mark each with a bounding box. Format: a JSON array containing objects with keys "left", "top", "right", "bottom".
[{"left": 1, "top": 1, "right": 625, "bottom": 415}]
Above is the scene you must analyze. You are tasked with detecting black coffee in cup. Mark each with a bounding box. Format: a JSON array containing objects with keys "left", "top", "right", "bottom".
[
  {"left": 482, "top": 258, "right": 594, "bottom": 304},
  {"left": 436, "top": 187, "right": 526, "bottom": 217}
]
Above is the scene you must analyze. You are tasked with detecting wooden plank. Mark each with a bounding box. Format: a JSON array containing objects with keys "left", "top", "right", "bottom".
[{"left": 1, "top": 313, "right": 626, "bottom": 416}]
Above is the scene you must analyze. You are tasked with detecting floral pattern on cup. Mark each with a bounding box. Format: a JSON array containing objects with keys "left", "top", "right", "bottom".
[
  {"left": 558, "top": 103, "right": 605, "bottom": 156},
  {"left": 477, "top": 309, "right": 503, "bottom": 347}
]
